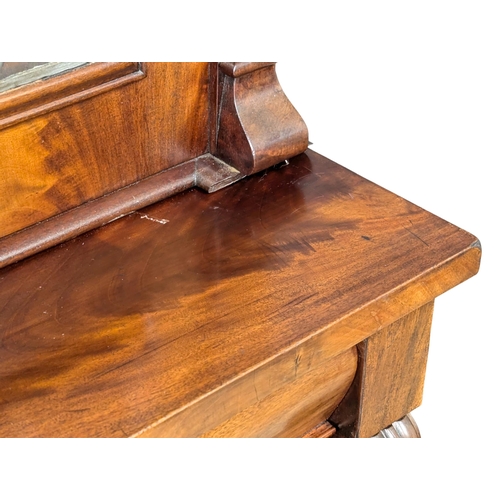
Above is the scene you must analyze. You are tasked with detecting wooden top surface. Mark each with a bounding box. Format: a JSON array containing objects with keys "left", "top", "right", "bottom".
[{"left": 0, "top": 149, "right": 480, "bottom": 437}]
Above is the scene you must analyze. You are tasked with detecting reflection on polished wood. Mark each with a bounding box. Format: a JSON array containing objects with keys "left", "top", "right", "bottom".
[{"left": 0, "top": 149, "right": 480, "bottom": 437}]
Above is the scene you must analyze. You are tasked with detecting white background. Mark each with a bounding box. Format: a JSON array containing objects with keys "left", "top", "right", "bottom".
[
  {"left": 273, "top": 4, "right": 499, "bottom": 493},
  {"left": 3, "top": 2, "right": 499, "bottom": 498},
  {"left": 277, "top": 19, "right": 497, "bottom": 440}
]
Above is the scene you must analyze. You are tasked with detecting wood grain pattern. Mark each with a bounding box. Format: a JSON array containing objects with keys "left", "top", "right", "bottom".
[
  {"left": 198, "top": 347, "right": 355, "bottom": 438},
  {"left": 0, "top": 63, "right": 210, "bottom": 239},
  {"left": 302, "top": 421, "right": 336, "bottom": 438},
  {"left": 219, "top": 62, "right": 275, "bottom": 78},
  {"left": 142, "top": 341, "right": 357, "bottom": 438},
  {"left": 330, "top": 302, "right": 434, "bottom": 437},
  {"left": 0, "top": 63, "right": 143, "bottom": 130},
  {"left": 216, "top": 62, "right": 308, "bottom": 175},
  {"left": 0, "top": 154, "right": 240, "bottom": 269},
  {"left": 0, "top": 150, "right": 480, "bottom": 437},
  {"left": 0, "top": 62, "right": 306, "bottom": 269}
]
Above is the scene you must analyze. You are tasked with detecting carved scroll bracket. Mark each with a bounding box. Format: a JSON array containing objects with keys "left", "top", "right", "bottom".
[{"left": 215, "top": 62, "right": 309, "bottom": 176}]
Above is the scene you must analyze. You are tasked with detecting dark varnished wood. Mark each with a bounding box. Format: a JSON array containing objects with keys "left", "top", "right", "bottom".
[
  {"left": 0, "top": 150, "right": 480, "bottom": 437},
  {"left": 330, "top": 302, "right": 434, "bottom": 437},
  {"left": 0, "top": 62, "right": 310, "bottom": 270},
  {"left": 0, "top": 62, "right": 143, "bottom": 130},
  {"left": 219, "top": 62, "right": 276, "bottom": 78},
  {"left": 215, "top": 62, "right": 308, "bottom": 175},
  {"left": 0, "top": 154, "right": 240, "bottom": 269},
  {"left": 0, "top": 63, "right": 210, "bottom": 240}
]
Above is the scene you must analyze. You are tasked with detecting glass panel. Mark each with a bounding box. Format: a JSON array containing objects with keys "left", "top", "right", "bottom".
[{"left": 0, "top": 62, "right": 87, "bottom": 93}]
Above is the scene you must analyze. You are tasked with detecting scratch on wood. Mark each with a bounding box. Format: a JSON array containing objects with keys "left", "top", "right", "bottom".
[
  {"left": 253, "top": 372, "right": 261, "bottom": 402},
  {"left": 404, "top": 227, "right": 430, "bottom": 247},
  {"left": 294, "top": 352, "right": 302, "bottom": 378},
  {"left": 137, "top": 213, "right": 169, "bottom": 225}
]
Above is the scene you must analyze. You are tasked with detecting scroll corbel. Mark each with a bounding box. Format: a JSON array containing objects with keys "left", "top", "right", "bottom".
[{"left": 215, "top": 62, "right": 309, "bottom": 176}]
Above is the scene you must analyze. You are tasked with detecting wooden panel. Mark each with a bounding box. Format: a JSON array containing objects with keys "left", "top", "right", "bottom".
[
  {"left": 0, "top": 62, "right": 143, "bottom": 129},
  {"left": 143, "top": 343, "right": 357, "bottom": 438},
  {"left": 0, "top": 150, "right": 480, "bottom": 437},
  {"left": 330, "top": 302, "right": 434, "bottom": 437},
  {"left": 0, "top": 62, "right": 210, "bottom": 239}
]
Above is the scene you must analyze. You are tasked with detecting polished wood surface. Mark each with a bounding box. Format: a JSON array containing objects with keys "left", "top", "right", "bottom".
[
  {"left": 0, "top": 149, "right": 480, "bottom": 437},
  {"left": 0, "top": 154, "right": 240, "bottom": 269},
  {"left": 302, "top": 421, "right": 336, "bottom": 438},
  {"left": 0, "top": 63, "right": 143, "bottom": 130},
  {"left": 147, "top": 341, "right": 357, "bottom": 438},
  {"left": 0, "top": 63, "right": 210, "bottom": 239},
  {"left": 216, "top": 62, "right": 308, "bottom": 175},
  {"left": 0, "top": 63, "right": 311, "bottom": 273},
  {"left": 331, "top": 302, "right": 434, "bottom": 437}
]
